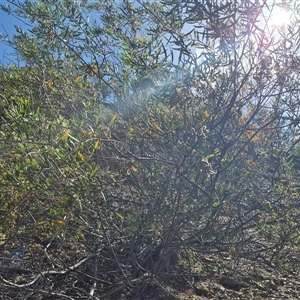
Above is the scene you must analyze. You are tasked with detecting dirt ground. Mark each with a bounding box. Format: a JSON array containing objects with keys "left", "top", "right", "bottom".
[{"left": 130, "top": 254, "right": 300, "bottom": 300}]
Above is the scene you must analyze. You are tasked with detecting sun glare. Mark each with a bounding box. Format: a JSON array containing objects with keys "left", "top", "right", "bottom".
[{"left": 269, "top": 9, "right": 291, "bottom": 28}]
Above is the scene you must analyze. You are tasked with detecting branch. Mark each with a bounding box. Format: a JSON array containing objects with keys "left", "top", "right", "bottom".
[
  {"left": 153, "top": 278, "right": 181, "bottom": 300},
  {"left": 100, "top": 272, "right": 152, "bottom": 299},
  {"left": 0, "top": 254, "right": 95, "bottom": 288},
  {"left": 24, "top": 289, "right": 76, "bottom": 300}
]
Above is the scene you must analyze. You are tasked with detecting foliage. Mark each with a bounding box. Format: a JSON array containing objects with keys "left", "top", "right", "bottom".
[{"left": 1, "top": 0, "right": 300, "bottom": 299}]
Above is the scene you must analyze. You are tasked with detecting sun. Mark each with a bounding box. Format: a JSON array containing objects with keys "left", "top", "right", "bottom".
[{"left": 269, "top": 9, "right": 291, "bottom": 28}]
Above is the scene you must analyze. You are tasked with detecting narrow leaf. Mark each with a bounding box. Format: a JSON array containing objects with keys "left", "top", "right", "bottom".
[
  {"left": 60, "top": 130, "right": 71, "bottom": 141},
  {"left": 108, "top": 114, "right": 118, "bottom": 128},
  {"left": 90, "top": 166, "right": 98, "bottom": 178},
  {"left": 77, "top": 151, "right": 85, "bottom": 162},
  {"left": 116, "top": 212, "right": 124, "bottom": 219},
  {"left": 93, "top": 139, "right": 100, "bottom": 150},
  {"left": 46, "top": 80, "right": 54, "bottom": 91}
]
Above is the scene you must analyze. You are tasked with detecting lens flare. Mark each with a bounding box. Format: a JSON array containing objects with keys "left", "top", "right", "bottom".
[{"left": 269, "top": 9, "right": 291, "bottom": 28}]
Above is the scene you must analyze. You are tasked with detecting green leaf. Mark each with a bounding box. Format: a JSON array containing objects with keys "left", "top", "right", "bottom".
[
  {"left": 34, "top": 106, "right": 40, "bottom": 117},
  {"left": 108, "top": 114, "right": 118, "bottom": 129},
  {"left": 89, "top": 166, "right": 98, "bottom": 178},
  {"left": 77, "top": 151, "right": 85, "bottom": 162},
  {"left": 213, "top": 201, "right": 220, "bottom": 207}
]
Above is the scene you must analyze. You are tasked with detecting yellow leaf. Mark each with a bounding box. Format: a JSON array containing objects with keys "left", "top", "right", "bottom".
[
  {"left": 75, "top": 231, "right": 85, "bottom": 238},
  {"left": 154, "top": 124, "right": 163, "bottom": 132},
  {"left": 37, "top": 221, "right": 46, "bottom": 225},
  {"left": 85, "top": 130, "right": 94, "bottom": 137},
  {"left": 204, "top": 110, "right": 210, "bottom": 118},
  {"left": 116, "top": 212, "right": 124, "bottom": 219},
  {"left": 128, "top": 165, "right": 137, "bottom": 173},
  {"left": 75, "top": 76, "right": 81, "bottom": 83},
  {"left": 60, "top": 130, "right": 71, "bottom": 141},
  {"left": 77, "top": 151, "right": 85, "bottom": 162},
  {"left": 93, "top": 139, "right": 100, "bottom": 150},
  {"left": 46, "top": 80, "right": 54, "bottom": 91},
  {"left": 52, "top": 219, "right": 65, "bottom": 225}
]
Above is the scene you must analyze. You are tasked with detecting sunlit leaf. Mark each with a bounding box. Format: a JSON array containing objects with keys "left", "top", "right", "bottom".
[
  {"left": 205, "top": 153, "right": 218, "bottom": 161},
  {"left": 154, "top": 124, "right": 163, "bottom": 132},
  {"left": 212, "top": 200, "right": 220, "bottom": 207},
  {"left": 108, "top": 114, "right": 118, "bottom": 128},
  {"left": 90, "top": 166, "right": 98, "bottom": 178},
  {"left": 60, "top": 130, "right": 71, "bottom": 141},
  {"left": 128, "top": 165, "right": 137, "bottom": 173},
  {"left": 93, "top": 139, "right": 100, "bottom": 150},
  {"left": 204, "top": 110, "right": 210, "bottom": 118},
  {"left": 37, "top": 221, "right": 46, "bottom": 225},
  {"left": 46, "top": 80, "right": 54, "bottom": 91},
  {"left": 116, "top": 212, "right": 124, "bottom": 219},
  {"left": 52, "top": 219, "right": 65, "bottom": 225},
  {"left": 77, "top": 151, "right": 85, "bottom": 162}
]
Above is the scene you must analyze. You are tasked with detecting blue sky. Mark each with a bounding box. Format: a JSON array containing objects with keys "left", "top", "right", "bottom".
[
  {"left": 0, "top": 1, "right": 27, "bottom": 65},
  {"left": 0, "top": 1, "right": 289, "bottom": 67}
]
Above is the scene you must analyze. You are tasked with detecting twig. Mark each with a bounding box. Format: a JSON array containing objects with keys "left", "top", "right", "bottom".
[
  {"left": 153, "top": 278, "right": 181, "bottom": 300},
  {"left": 0, "top": 254, "right": 95, "bottom": 288},
  {"left": 24, "top": 288, "right": 76, "bottom": 300},
  {"left": 100, "top": 272, "right": 151, "bottom": 299},
  {"left": 89, "top": 253, "right": 98, "bottom": 299}
]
